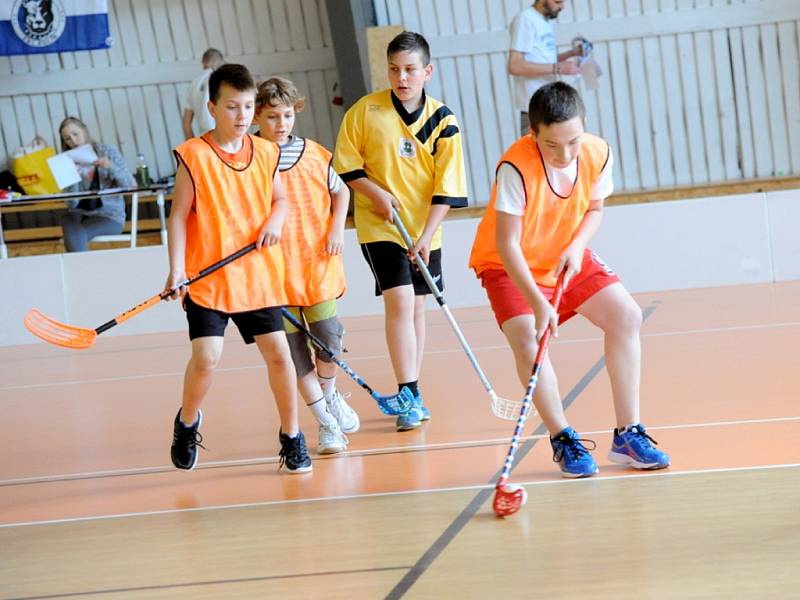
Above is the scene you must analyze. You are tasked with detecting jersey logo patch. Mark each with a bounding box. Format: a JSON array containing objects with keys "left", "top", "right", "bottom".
[{"left": 398, "top": 138, "right": 416, "bottom": 159}]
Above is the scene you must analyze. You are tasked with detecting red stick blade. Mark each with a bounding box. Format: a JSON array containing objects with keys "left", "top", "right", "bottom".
[{"left": 493, "top": 484, "right": 528, "bottom": 517}]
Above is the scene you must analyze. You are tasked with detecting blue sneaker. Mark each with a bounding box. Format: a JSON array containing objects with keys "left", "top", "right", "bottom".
[
  {"left": 395, "top": 388, "right": 428, "bottom": 431},
  {"left": 550, "top": 427, "right": 599, "bottom": 478},
  {"left": 395, "top": 407, "right": 422, "bottom": 431},
  {"left": 608, "top": 424, "right": 670, "bottom": 470},
  {"left": 415, "top": 393, "right": 431, "bottom": 421}
]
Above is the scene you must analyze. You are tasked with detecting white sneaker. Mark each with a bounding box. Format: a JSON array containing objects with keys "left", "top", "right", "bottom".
[
  {"left": 326, "top": 390, "right": 360, "bottom": 433},
  {"left": 317, "top": 419, "right": 348, "bottom": 454}
]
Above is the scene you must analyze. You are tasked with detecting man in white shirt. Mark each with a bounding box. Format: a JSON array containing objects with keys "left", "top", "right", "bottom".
[
  {"left": 508, "top": 1, "right": 582, "bottom": 136},
  {"left": 181, "top": 48, "right": 224, "bottom": 139}
]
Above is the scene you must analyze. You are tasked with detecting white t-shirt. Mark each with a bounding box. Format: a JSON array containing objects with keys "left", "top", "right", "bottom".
[
  {"left": 509, "top": 7, "right": 557, "bottom": 112},
  {"left": 495, "top": 147, "right": 614, "bottom": 216},
  {"left": 185, "top": 68, "right": 215, "bottom": 135}
]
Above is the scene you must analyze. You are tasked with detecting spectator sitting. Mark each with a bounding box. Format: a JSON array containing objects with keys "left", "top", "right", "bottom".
[{"left": 58, "top": 116, "right": 136, "bottom": 252}]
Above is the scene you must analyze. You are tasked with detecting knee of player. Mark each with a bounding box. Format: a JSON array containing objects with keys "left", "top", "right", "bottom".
[
  {"left": 191, "top": 348, "right": 222, "bottom": 372},
  {"left": 613, "top": 302, "right": 643, "bottom": 334}
]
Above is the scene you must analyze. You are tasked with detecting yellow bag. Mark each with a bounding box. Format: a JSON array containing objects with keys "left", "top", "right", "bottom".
[{"left": 11, "top": 137, "right": 60, "bottom": 196}]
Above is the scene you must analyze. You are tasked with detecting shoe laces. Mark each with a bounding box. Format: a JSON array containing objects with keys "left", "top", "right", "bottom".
[
  {"left": 327, "top": 390, "right": 353, "bottom": 418},
  {"left": 174, "top": 424, "right": 205, "bottom": 451},
  {"left": 552, "top": 433, "right": 596, "bottom": 463},
  {"left": 623, "top": 425, "right": 659, "bottom": 448},
  {"left": 319, "top": 420, "right": 347, "bottom": 443},
  {"left": 279, "top": 433, "right": 309, "bottom": 468}
]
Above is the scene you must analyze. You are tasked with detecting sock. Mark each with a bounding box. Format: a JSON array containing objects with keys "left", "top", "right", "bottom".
[
  {"left": 319, "top": 375, "right": 337, "bottom": 397},
  {"left": 179, "top": 408, "right": 199, "bottom": 428},
  {"left": 399, "top": 380, "right": 419, "bottom": 397},
  {"left": 306, "top": 397, "right": 335, "bottom": 426},
  {"left": 618, "top": 424, "right": 638, "bottom": 434}
]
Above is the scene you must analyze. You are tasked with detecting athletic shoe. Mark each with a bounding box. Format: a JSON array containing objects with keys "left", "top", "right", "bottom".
[
  {"left": 395, "top": 406, "right": 422, "bottom": 431},
  {"left": 317, "top": 420, "right": 348, "bottom": 455},
  {"left": 550, "top": 426, "right": 599, "bottom": 478},
  {"left": 608, "top": 424, "right": 670, "bottom": 470},
  {"left": 171, "top": 409, "right": 204, "bottom": 470},
  {"left": 326, "top": 389, "right": 360, "bottom": 434},
  {"left": 414, "top": 393, "right": 431, "bottom": 421},
  {"left": 278, "top": 430, "right": 312, "bottom": 473}
]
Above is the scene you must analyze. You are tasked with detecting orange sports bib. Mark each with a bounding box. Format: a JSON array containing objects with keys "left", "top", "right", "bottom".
[
  {"left": 174, "top": 134, "right": 287, "bottom": 312},
  {"left": 469, "top": 133, "right": 609, "bottom": 287},
  {"left": 279, "top": 139, "right": 346, "bottom": 306}
]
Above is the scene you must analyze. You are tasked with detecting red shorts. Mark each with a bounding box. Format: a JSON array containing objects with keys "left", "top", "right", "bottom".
[{"left": 479, "top": 249, "right": 620, "bottom": 327}]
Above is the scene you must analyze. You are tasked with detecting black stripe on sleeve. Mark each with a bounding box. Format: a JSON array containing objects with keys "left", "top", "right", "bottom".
[
  {"left": 432, "top": 195, "right": 468, "bottom": 208},
  {"left": 431, "top": 125, "right": 460, "bottom": 155},
  {"left": 340, "top": 169, "right": 368, "bottom": 182},
  {"left": 415, "top": 106, "right": 455, "bottom": 145}
]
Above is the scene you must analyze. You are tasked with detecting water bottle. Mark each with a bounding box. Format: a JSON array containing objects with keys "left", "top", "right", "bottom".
[{"left": 135, "top": 153, "right": 150, "bottom": 188}]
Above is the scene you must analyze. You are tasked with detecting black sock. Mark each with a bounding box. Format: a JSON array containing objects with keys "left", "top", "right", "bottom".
[{"left": 399, "top": 380, "right": 419, "bottom": 397}]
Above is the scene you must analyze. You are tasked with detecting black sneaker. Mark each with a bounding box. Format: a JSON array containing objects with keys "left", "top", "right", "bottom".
[
  {"left": 278, "top": 430, "right": 312, "bottom": 473},
  {"left": 171, "top": 409, "right": 204, "bottom": 470}
]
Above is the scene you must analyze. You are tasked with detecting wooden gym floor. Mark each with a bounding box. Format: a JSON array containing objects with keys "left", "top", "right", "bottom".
[{"left": 1, "top": 282, "right": 798, "bottom": 599}]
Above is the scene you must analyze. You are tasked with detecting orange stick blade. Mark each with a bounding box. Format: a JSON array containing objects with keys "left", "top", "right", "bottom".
[{"left": 23, "top": 309, "right": 97, "bottom": 349}]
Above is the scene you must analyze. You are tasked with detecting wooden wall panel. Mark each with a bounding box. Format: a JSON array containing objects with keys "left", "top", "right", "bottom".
[
  {"left": 375, "top": 0, "right": 800, "bottom": 204},
  {"left": 1, "top": 0, "right": 341, "bottom": 178}
]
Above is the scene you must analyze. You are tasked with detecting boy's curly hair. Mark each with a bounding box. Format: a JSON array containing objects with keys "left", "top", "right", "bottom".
[{"left": 256, "top": 77, "right": 306, "bottom": 112}]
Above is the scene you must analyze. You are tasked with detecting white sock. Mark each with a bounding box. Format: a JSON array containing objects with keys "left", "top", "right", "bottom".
[
  {"left": 319, "top": 375, "right": 336, "bottom": 398},
  {"left": 306, "top": 397, "right": 335, "bottom": 426}
]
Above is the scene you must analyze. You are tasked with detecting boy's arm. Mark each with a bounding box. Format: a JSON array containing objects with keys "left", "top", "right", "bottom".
[
  {"left": 556, "top": 199, "right": 603, "bottom": 287},
  {"left": 496, "top": 211, "right": 559, "bottom": 341},
  {"left": 334, "top": 101, "right": 399, "bottom": 220},
  {"left": 325, "top": 171, "right": 349, "bottom": 255},
  {"left": 257, "top": 168, "right": 288, "bottom": 248},
  {"left": 346, "top": 177, "right": 398, "bottom": 221},
  {"left": 164, "top": 162, "right": 193, "bottom": 300},
  {"left": 412, "top": 204, "right": 450, "bottom": 264}
]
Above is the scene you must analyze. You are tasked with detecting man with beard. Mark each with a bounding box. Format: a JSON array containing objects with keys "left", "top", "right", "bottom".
[{"left": 508, "top": 0, "right": 583, "bottom": 136}]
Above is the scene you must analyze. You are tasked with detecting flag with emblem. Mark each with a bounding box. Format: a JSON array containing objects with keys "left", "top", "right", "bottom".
[{"left": 0, "top": 0, "right": 110, "bottom": 56}]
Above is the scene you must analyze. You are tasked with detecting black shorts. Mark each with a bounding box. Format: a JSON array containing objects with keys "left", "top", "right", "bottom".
[
  {"left": 184, "top": 294, "right": 284, "bottom": 344},
  {"left": 360, "top": 241, "right": 443, "bottom": 296}
]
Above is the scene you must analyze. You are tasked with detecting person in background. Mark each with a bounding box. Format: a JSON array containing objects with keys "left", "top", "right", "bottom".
[
  {"left": 58, "top": 116, "right": 136, "bottom": 253},
  {"left": 508, "top": 0, "right": 582, "bottom": 136},
  {"left": 182, "top": 48, "right": 225, "bottom": 139}
]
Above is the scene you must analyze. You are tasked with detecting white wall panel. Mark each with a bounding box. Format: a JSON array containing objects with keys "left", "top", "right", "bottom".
[{"left": 3, "top": 190, "right": 799, "bottom": 346}]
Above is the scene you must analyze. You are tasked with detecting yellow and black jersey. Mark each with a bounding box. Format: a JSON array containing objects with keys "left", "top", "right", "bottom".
[{"left": 333, "top": 89, "right": 468, "bottom": 248}]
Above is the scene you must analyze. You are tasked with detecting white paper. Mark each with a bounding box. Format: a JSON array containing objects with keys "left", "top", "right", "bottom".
[
  {"left": 65, "top": 144, "right": 98, "bottom": 165},
  {"left": 46, "top": 153, "right": 82, "bottom": 190}
]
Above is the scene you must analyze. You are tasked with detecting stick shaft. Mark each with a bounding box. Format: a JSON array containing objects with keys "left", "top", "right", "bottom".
[
  {"left": 390, "top": 208, "right": 494, "bottom": 393},
  {"left": 280, "top": 308, "right": 377, "bottom": 397},
  {"left": 496, "top": 277, "right": 565, "bottom": 487},
  {"left": 94, "top": 243, "right": 258, "bottom": 335}
]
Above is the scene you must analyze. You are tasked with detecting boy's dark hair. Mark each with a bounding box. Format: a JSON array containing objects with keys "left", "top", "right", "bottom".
[
  {"left": 528, "top": 82, "right": 586, "bottom": 133},
  {"left": 387, "top": 31, "right": 430, "bottom": 66},
  {"left": 209, "top": 63, "right": 255, "bottom": 103}
]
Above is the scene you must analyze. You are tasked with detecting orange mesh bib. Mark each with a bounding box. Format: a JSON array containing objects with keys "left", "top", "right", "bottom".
[
  {"left": 469, "top": 133, "right": 609, "bottom": 287},
  {"left": 280, "top": 139, "right": 346, "bottom": 306},
  {"left": 175, "top": 134, "right": 287, "bottom": 312}
]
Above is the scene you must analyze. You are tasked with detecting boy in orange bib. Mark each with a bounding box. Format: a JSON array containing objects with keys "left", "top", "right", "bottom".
[
  {"left": 254, "top": 77, "right": 359, "bottom": 456},
  {"left": 470, "top": 82, "right": 670, "bottom": 478},
  {"left": 165, "top": 64, "right": 311, "bottom": 474}
]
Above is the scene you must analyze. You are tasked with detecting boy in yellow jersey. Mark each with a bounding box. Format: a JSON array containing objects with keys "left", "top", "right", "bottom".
[
  {"left": 334, "top": 31, "right": 468, "bottom": 432},
  {"left": 470, "top": 82, "right": 670, "bottom": 477},
  {"left": 254, "top": 77, "right": 359, "bottom": 455},
  {"left": 165, "top": 64, "right": 311, "bottom": 474}
]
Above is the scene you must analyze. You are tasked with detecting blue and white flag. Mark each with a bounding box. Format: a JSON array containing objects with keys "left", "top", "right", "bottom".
[{"left": 0, "top": 0, "right": 110, "bottom": 56}]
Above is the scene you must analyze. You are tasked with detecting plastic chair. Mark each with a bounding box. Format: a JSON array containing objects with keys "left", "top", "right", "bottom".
[{"left": 92, "top": 191, "right": 139, "bottom": 248}]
